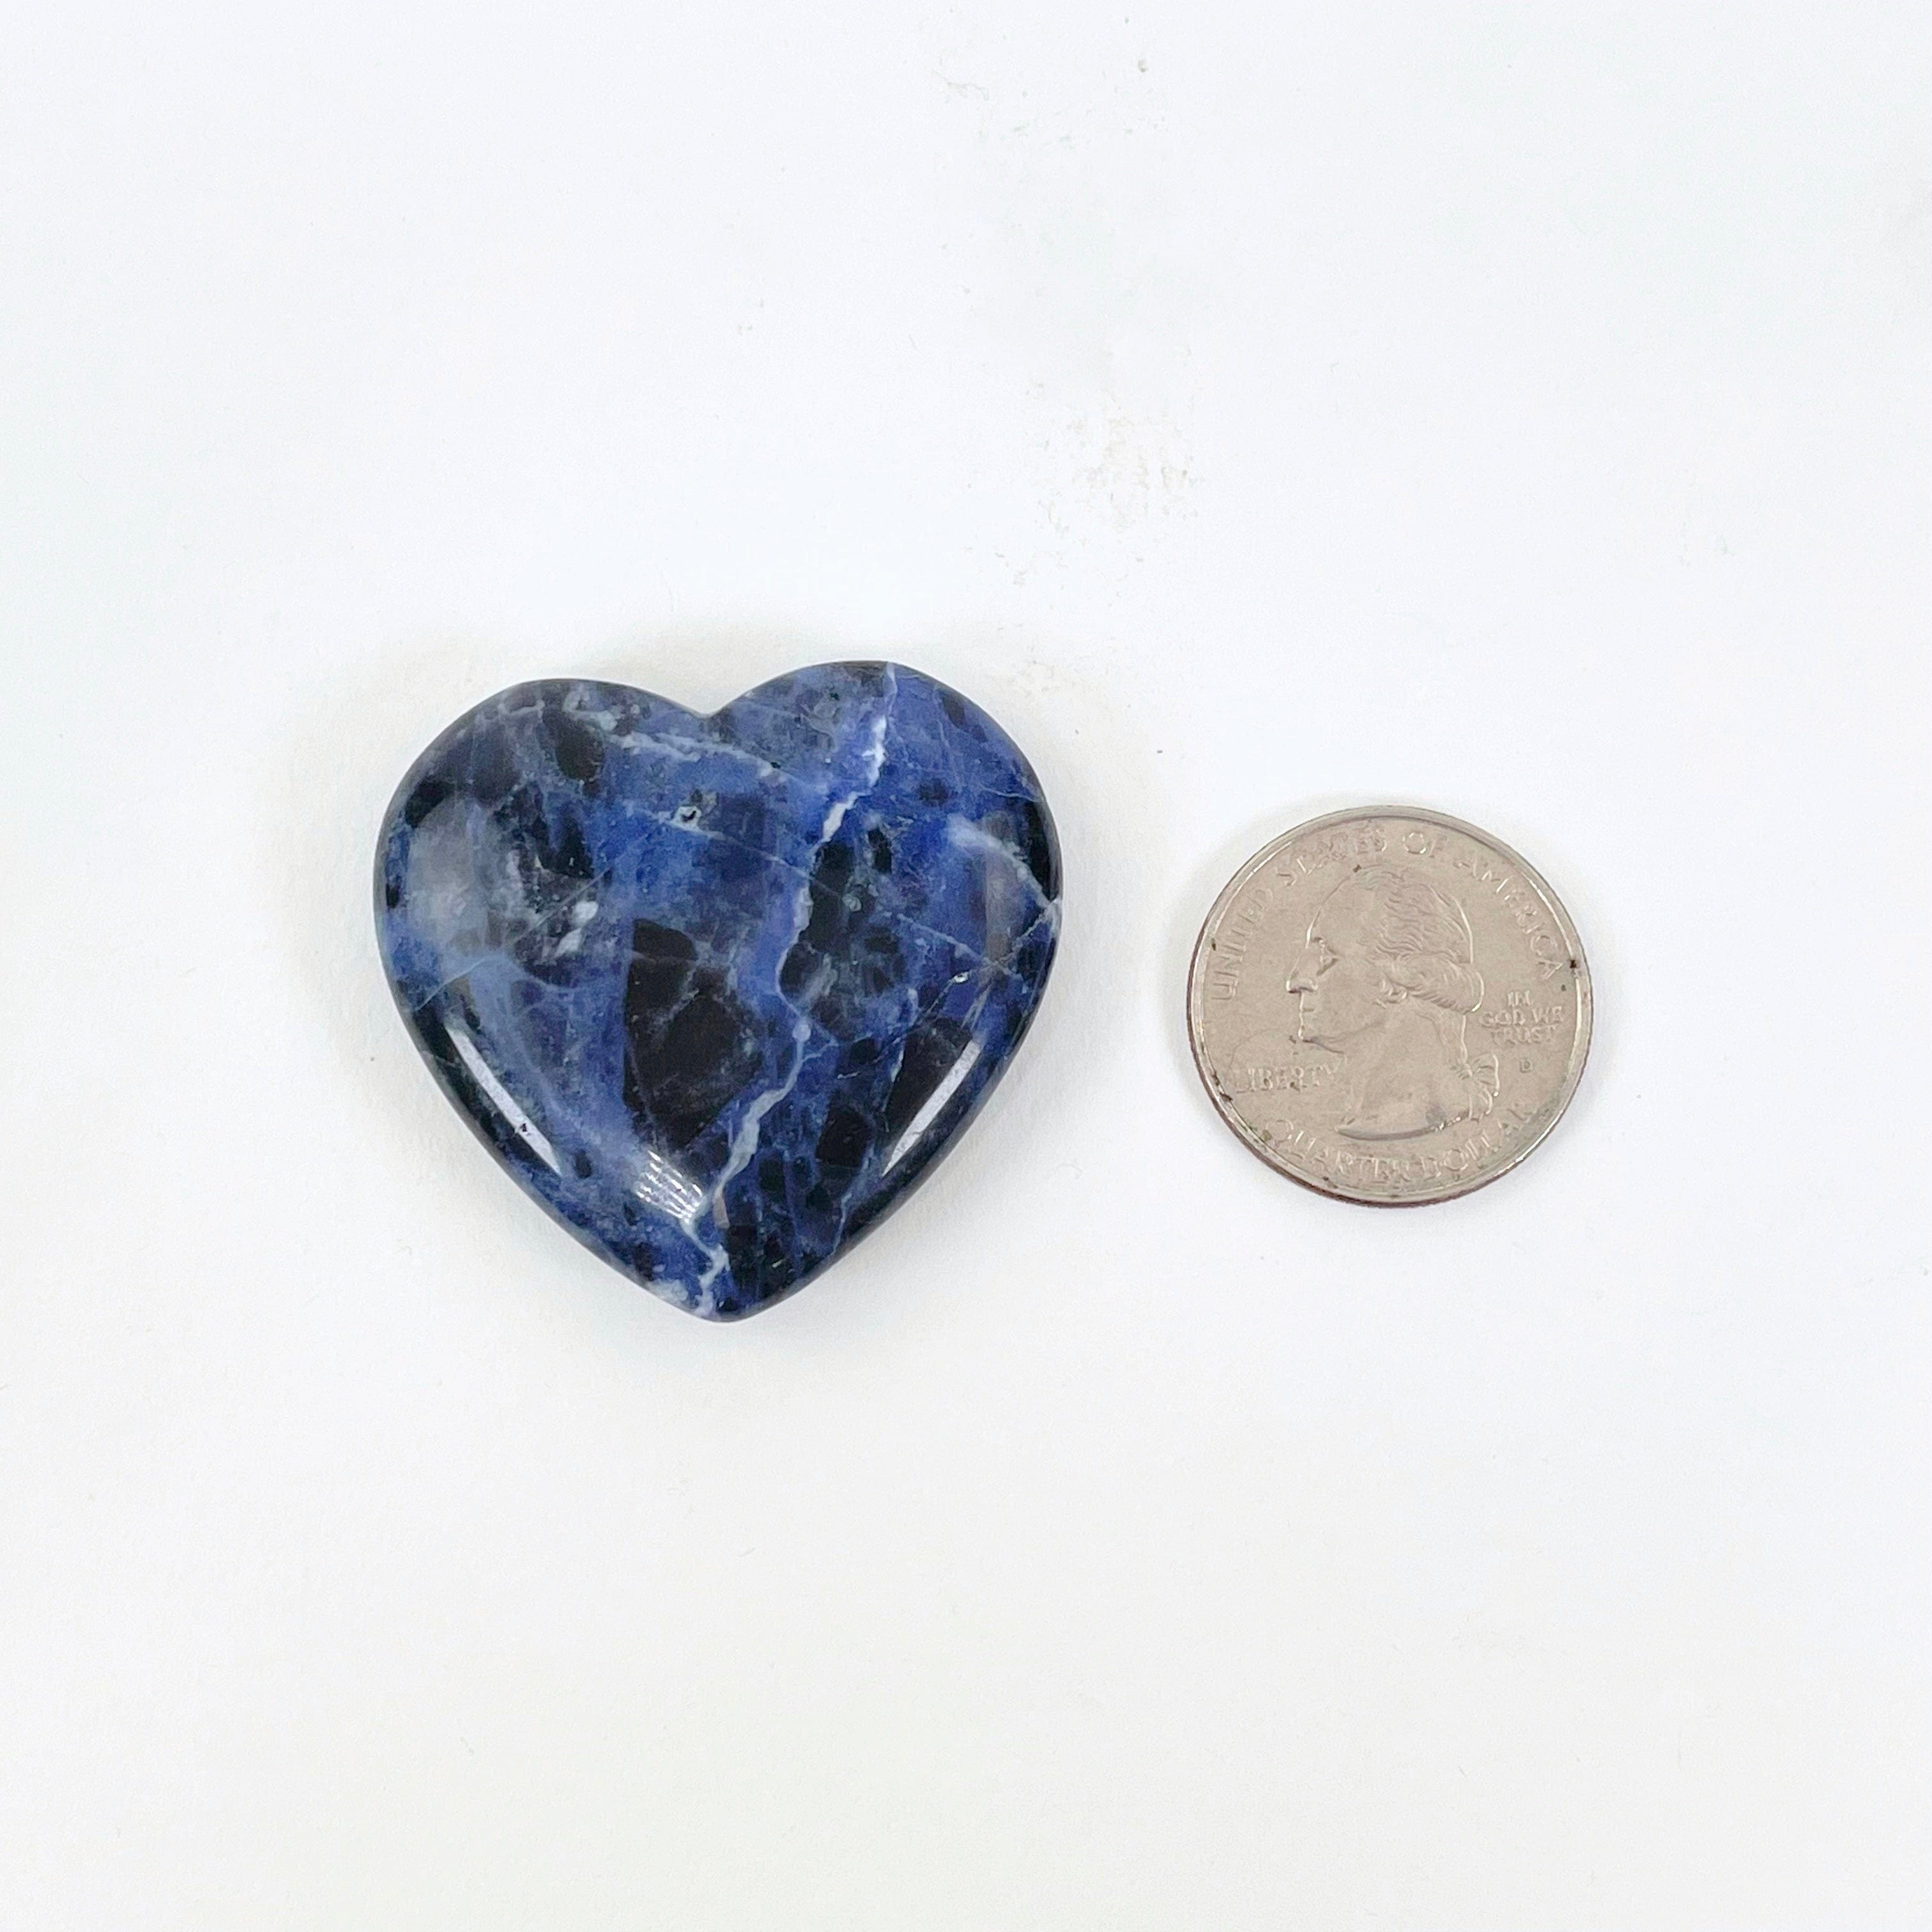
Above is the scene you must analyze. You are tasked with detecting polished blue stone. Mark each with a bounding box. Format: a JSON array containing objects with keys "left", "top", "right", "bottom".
[{"left": 375, "top": 664, "right": 1061, "bottom": 1319}]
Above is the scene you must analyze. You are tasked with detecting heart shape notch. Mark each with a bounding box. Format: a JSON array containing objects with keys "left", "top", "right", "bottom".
[{"left": 376, "top": 663, "right": 1061, "bottom": 1319}]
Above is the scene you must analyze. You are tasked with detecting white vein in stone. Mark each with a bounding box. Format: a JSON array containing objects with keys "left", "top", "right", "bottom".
[
  {"left": 691, "top": 678, "right": 900, "bottom": 1307},
  {"left": 689, "top": 1015, "right": 815, "bottom": 1310}
]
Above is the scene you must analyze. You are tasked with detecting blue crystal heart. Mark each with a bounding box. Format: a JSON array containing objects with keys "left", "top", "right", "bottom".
[{"left": 375, "top": 663, "right": 1061, "bottom": 1319}]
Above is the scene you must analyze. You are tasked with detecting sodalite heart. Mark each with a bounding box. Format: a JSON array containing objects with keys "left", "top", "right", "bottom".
[{"left": 375, "top": 664, "right": 1061, "bottom": 1319}]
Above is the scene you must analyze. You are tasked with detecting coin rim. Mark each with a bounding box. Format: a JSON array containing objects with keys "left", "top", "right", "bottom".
[{"left": 1186, "top": 805, "right": 1593, "bottom": 1208}]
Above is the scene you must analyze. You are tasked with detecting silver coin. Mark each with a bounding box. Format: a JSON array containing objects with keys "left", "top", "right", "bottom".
[{"left": 1187, "top": 807, "right": 1591, "bottom": 1206}]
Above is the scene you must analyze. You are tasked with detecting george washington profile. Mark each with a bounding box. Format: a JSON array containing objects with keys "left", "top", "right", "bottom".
[{"left": 1287, "top": 865, "right": 1499, "bottom": 1140}]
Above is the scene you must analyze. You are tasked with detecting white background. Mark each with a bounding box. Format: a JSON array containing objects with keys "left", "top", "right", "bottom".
[{"left": 2, "top": 5, "right": 1926, "bottom": 1927}]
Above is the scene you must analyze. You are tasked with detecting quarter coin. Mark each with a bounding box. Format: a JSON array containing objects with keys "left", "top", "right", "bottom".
[{"left": 1186, "top": 807, "right": 1591, "bottom": 1205}]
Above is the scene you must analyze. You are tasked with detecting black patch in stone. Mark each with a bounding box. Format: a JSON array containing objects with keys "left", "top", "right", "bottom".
[
  {"left": 859, "top": 927, "right": 905, "bottom": 997},
  {"left": 466, "top": 731, "right": 519, "bottom": 806},
  {"left": 621, "top": 922, "right": 763, "bottom": 1149},
  {"left": 623, "top": 921, "right": 696, "bottom": 1012},
  {"left": 1013, "top": 796, "right": 1059, "bottom": 898},
  {"left": 547, "top": 708, "right": 606, "bottom": 791},
  {"left": 402, "top": 775, "right": 455, "bottom": 829},
  {"left": 815, "top": 1103, "right": 870, "bottom": 1175}
]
